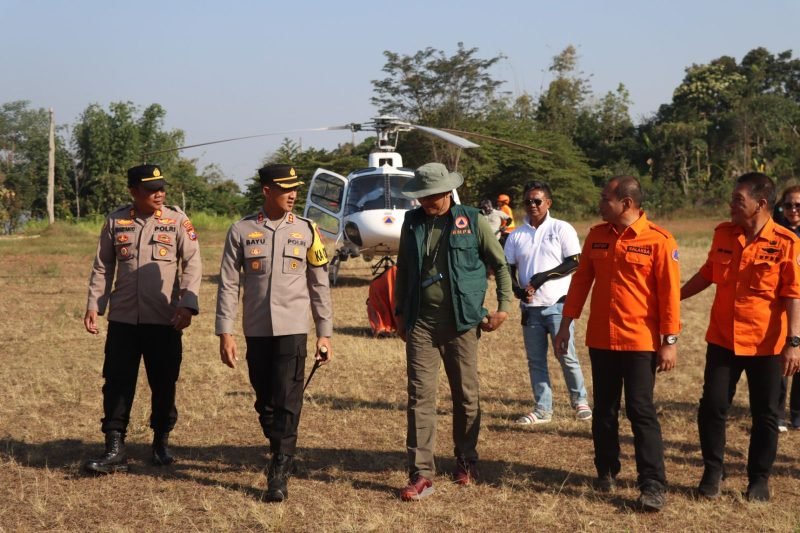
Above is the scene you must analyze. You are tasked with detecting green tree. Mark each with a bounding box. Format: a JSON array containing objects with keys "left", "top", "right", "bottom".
[
  {"left": 536, "top": 45, "right": 592, "bottom": 138},
  {"left": 371, "top": 43, "right": 506, "bottom": 169},
  {"left": 0, "top": 101, "right": 72, "bottom": 231}
]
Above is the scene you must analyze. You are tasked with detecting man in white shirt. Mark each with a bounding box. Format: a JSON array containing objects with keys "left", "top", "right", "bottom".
[{"left": 504, "top": 181, "right": 591, "bottom": 424}]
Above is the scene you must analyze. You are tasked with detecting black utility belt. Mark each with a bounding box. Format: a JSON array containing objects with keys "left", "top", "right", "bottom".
[{"left": 421, "top": 272, "right": 446, "bottom": 289}]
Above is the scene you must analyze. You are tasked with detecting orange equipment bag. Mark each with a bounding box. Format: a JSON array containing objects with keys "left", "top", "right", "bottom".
[{"left": 366, "top": 264, "right": 398, "bottom": 337}]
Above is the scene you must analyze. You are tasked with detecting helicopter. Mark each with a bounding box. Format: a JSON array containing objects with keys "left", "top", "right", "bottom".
[
  {"left": 301, "top": 116, "right": 485, "bottom": 285},
  {"left": 143, "top": 115, "right": 550, "bottom": 285}
]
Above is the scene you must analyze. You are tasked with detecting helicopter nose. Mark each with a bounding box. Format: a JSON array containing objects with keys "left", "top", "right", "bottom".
[{"left": 344, "top": 221, "right": 363, "bottom": 246}]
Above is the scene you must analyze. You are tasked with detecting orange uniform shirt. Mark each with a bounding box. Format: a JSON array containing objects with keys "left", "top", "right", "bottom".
[
  {"left": 499, "top": 204, "right": 515, "bottom": 232},
  {"left": 699, "top": 218, "right": 800, "bottom": 356},
  {"left": 563, "top": 211, "right": 681, "bottom": 351}
]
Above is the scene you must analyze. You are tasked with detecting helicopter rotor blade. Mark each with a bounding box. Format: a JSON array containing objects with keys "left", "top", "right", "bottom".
[
  {"left": 142, "top": 125, "right": 355, "bottom": 159},
  {"left": 410, "top": 125, "right": 480, "bottom": 149},
  {"left": 439, "top": 128, "right": 553, "bottom": 155}
]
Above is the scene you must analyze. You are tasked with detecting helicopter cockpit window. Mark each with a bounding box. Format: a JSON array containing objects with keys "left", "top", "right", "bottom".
[
  {"left": 345, "top": 175, "right": 419, "bottom": 215},
  {"left": 305, "top": 206, "right": 340, "bottom": 236},
  {"left": 309, "top": 174, "right": 344, "bottom": 214}
]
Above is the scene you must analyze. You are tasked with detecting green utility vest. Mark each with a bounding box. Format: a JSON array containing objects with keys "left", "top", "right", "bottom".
[{"left": 400, "top": 204, "right": 488, "bottom": 332}]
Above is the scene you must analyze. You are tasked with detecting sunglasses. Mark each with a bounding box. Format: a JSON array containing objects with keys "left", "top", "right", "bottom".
[
  {"left": 783, "top": 202, "right": 800, "bottom": 211},
  {"left": 524, "top": 198, "right": 545, "bottom": 206}
]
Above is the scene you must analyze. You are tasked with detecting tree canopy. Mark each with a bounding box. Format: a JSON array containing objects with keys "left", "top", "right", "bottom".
[{"left": 2, "top": 44, "right": 798, "bottom": 232}]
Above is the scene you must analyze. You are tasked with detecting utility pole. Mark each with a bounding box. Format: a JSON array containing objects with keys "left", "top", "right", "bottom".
[{"left": 47, "top": 108, "right": 55, "bottom": 224}]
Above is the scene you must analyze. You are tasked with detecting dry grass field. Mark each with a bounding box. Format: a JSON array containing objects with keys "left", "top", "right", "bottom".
[{"left": 1, "top": 217, "right": 798, "bottom": 532}]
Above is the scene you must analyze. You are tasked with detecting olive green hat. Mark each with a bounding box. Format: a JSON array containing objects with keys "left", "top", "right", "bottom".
[{"left": 402, "top": 162, "right": 464, "bottom": 199}]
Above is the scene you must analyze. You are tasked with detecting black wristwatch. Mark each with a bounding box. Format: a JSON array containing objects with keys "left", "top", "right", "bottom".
[
  {"left": 786, "top": 335, "right": 800, "bottom": 348},
  {"left": 663, "top": 335, "right": 678, "bottom": 345}
]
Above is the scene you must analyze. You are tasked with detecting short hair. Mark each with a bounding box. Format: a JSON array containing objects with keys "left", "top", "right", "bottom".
[
  {"left": 736, "top": 172, "right": 776, "bottom": 206},
  {"left": 523, "top": 180, "right": 552, "bottom": 200},
  {"left": 780, "top": 184, "right": 800, "bottom": 203},
  {"left": 609, "top": 175, "right": 643, "bottom": 207}
]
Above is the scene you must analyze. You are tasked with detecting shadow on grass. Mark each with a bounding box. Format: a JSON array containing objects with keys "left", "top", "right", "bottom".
[
  {"left": 0, "top": 437, "right": 601, "bottom": 501},
  {"left": 333, "top": 325, "right": 374, "bottom": 337},
  {"left": 331, "top": 275, "right": 370, "bottom": 288}
]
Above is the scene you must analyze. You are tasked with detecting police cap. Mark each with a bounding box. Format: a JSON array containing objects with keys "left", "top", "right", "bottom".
[
  {"left": 258, "top": 164, "right": 304, "bottom": 188},
  {"left": 128, "top": 164, "right": 167, "bottom": 190}
]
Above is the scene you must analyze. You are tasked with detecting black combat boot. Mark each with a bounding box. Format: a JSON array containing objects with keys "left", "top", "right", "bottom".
[
  {"left": 265, "top": 454, "right": 293, "bottom": 502},
  {"left": 84, "top": 431, "right": 128, "bottom": 474},
  {"left": 152, "top": 432, "right": 175, "bottom": 466}
]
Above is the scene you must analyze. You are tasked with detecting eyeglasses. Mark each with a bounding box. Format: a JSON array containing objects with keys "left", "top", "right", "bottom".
[
  {"left": 783, "top": 202, "right": 800, "bottom": 211},
  {"left": 524, "top": 198, "right": 544, "bottom": 206}
]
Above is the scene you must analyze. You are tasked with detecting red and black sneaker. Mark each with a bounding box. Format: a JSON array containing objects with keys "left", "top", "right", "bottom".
[
  {"left": 400, "top": 475, "right": 434, "bottom": 501},
  {"left": 453, "top": 458, "right": 479, "bottom": 485}
]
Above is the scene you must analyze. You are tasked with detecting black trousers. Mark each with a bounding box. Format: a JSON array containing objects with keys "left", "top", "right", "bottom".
[
  {"left": 589, "top": 349, "right": 666, "bottom": 486},
  {"left": 698, "top": 343, "right": 782, "bottom": 482},
  {"left": 101, "top": 321, "right": 182, "bottom": 435},
  {"left": 777, "top": 375, "right": 800, "bottom": 427},
  {"left": 245, "top": 335, "right": 307, "bottom": 456}
]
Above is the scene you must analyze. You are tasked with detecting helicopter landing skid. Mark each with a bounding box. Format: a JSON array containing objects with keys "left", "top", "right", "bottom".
[{"left": 371, "top": 255, "right": 396, "bottom": 279}]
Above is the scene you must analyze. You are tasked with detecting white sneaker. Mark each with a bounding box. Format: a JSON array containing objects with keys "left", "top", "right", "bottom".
[
  {"left": 514, "top": 411, "right": 552, "bottom": 425},
  {"left": 575, "top": 404, "right": 593, "bottom": 420}
]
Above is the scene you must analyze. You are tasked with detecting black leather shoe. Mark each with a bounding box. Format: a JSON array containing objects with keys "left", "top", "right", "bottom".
[
  {"left": 265, "top": 454, "right": 293, "bottom": 502},
  {"left": 746, "top": 478, "right": 770, "bottom": 502},
  {"left": 638, "top": 480, "right": 666, "bottom": 512},
  {"left": 84, "top": 431, "right": 128, "bottom": 474},
  {"left": 152, "top": 432, "right": 175, "bottom": 466},
  {"left": 698, "top": 468, "right": 723, "bottom": 498}
]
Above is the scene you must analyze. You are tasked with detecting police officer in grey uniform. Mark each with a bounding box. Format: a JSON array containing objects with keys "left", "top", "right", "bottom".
[
  {"left": 84, "top": 164, "right": 202, "bottom": 474},
  {"left": 216, "top": 164, "right": 333, "bottom": 502}
]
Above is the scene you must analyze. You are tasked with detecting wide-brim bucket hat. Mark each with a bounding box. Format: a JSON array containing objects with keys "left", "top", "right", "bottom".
[{"left": 402, "top": 162, "right": 464, "bottom": 199}]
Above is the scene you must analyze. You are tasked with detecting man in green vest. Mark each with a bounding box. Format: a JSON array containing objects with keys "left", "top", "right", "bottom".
[{"left": 395, "top": 162, "right": 513, "bottom": 501}]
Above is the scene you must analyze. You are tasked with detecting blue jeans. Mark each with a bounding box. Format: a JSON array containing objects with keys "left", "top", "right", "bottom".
[{"left": 521, "top": 302, "right": 588, "bottom": 414}]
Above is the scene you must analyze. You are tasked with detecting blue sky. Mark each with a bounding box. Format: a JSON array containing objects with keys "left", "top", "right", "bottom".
[{"left": 2, "top": 0, "right": 798, "bottom": 184}]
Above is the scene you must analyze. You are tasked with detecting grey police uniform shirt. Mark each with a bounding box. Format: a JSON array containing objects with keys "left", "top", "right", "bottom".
[
  {"left": 86, "top": 205, "right": 202, "bottom": 325},
  {"left": 215, "top": 209, "right": 333, "bottom": 338}
]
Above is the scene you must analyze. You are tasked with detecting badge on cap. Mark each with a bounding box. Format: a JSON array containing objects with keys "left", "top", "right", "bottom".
[
  {"left": 153, "top": 168, "right": 161, "bottom": 177},
  {"left": 290, "top": 167, "right": 296, "bottom": 176}
]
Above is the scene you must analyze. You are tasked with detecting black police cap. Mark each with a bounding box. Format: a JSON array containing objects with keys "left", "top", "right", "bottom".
[
  {"left": 258, "top": 164, "right": 304, "bottom": 188},
  {"left": 127, "top": 164, "right": 167, "bottom": 190}
]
